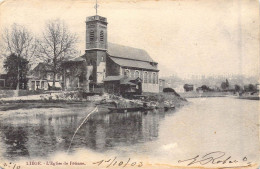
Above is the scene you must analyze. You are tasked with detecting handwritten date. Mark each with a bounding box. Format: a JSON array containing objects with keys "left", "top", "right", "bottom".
[{"left": 93, "top": 157, "right": 143, "bottom": 168}]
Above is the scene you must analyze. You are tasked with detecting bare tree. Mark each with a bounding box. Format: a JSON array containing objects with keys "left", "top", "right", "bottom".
[
  {"left": 1, "top": 23, "right": 37, "bottom": 90},
  {"left": 36, "top": 19, "right": 78, "bottom": 87}
]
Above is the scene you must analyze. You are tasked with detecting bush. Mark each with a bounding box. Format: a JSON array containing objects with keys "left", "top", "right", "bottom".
[{"left": 163, "top": 88, "right": 180, "bottom": 97}]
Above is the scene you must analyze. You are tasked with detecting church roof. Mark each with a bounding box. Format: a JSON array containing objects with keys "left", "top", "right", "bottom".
[
  {"left": 64, "top": 43, "right": 158, "bottom": 71},
  {"left": 109, "top": 56, "right": 158, "bottom": 71},
  {"left": 107, "top": 43, "right": 155, "bottom": 63}
]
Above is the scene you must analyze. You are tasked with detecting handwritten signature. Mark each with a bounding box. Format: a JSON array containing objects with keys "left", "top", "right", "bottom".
[{"left": 178, "top": 151, "right": 252, "bottom": 168}]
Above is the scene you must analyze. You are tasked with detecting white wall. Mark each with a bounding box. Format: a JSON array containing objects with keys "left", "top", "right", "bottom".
[{"left": 142, "top": 83, "right": 159, "bottom": 93}]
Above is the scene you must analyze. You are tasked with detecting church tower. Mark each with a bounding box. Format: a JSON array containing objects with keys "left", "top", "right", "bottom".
[
  {"left": 86, "top": 15, "right": 108, "bottom": 50},
  {"left": 85, "top": 15, "right": 108, "bottom": 86}
]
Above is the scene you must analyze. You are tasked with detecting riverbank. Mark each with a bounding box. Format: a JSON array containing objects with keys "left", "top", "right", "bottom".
[
  {"left": 143, "top": 92, "right": 187, "bottom": 108},
  {"left": 238, "top": 95, "right": 260, "bottom": 100},
  {"left": 0, "top": 91, "right": 188, "bottom": 111},
  {"left": 179, "top": 91, "right": 231, "bottom": 98},
  {"left": 0, "top": 100, "right": 94, "bottom": 111}
]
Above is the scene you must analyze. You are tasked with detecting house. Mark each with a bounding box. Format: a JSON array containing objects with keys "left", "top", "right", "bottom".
[
  {"left": 62, "top": 15, "right": 159, "bottom": 94},
  {"left": 27, "top": 63, "right": 62, "bottom": 90}
]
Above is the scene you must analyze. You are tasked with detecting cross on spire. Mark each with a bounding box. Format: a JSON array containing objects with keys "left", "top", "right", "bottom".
[{"left": 94, "top": 0, "right": 99, "bottom": 15}]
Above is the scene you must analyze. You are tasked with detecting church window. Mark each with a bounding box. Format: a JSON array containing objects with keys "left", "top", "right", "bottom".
[
  {"left": 144, "top": 72, "right": 148, "bottom": 83},
  {"left": 152, "top": 73, "right": 156, "bottom": 84},
  {"left": 125, "top": 69, "right": 130, "bottom": 77},
  {"left": 100, "top": 30, "right": 104, "bottom": 42},
  {"left": 134, "top": 71, "right": 140, "bottom": 78},
  {"left": 90, "top": 30, "right": 95, "bottom": 41},
  {"left": 148, "top": 72, "right": 152, "bottom": 83}
]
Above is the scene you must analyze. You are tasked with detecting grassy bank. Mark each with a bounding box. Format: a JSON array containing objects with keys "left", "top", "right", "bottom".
[
  {"left": 0, "top": 91, "right": 188, "bottom": 111},
  {"left": 143, "top": 92, "right": 188, "bottom": 107},
  {"left": 0, "top": 100, "right": 94, "bottom": 111}
]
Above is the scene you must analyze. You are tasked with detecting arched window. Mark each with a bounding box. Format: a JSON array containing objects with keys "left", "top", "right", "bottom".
[
  {"left": 144, "top": 72, "right": 148, "bottom": 83},
  {"left": 125, "top": 69, "right": 130, "bottom": 77},
  {"left": 134, "top": 71, "right": 140, "bottom": 78},
  {"left": 152, "top": 73, "right": 156, "bottom": 84},
  {"left": 148, "top": 72, "right": 152, "bottom": 83},
  {"left": 100, "top": 30, "right": 104, "bottom": 42},
  {"left": 90, "top": 30, "right": 95, "bottom": 41},
  {"left": 155, "top": 73, "right": 158, "bottom": 84}
]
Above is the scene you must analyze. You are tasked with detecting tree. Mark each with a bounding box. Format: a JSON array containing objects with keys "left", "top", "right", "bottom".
[
  {"left": 183, "top": 84, "right": 194, "bottom": 92},
  {"left": 201, "top": 85, "right": 211, "bottom": 91},
  {"left": 234, "top": 84, "right": 241, "bottom": 92},
  {"left": 36, "top": 19, "right": 78, "bottom": 87},
  {"left": 221, "top": 79, "right": 230, "bottom": 90},
  {"left": 4, "top": 53, "right": 29, "bottom": 89},
  {"left": 246, "top": 84, "right": 256, "bottom": 92},
  {"left": 1, "top": 23, "right": 36, "bottom": 90},
  {"left": 221, "top": 82, "right": 227, "bottom": 90},
  {"left": 225, "top": 79, "right": 229, "bottom": 88},
  {"left": 163, "top": 88, "right": 180, "bottom": 96}
]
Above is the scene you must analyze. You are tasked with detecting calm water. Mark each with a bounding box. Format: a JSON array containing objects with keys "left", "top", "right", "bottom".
[{"left": 0, "top": 97, "right": 259, "bottom": 164}]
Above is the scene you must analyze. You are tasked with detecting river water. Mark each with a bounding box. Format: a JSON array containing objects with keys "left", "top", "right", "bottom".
[{"left": 0, "top": 97, "right": 259, "bottom": 167}]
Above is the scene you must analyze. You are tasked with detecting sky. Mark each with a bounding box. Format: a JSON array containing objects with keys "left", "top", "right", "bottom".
[{"left": 0, "top": 0, "right": 259, "bottom": 78}]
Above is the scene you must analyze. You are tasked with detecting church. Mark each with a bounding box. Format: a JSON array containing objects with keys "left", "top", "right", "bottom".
[{"left": 62, "top": 15, "right": 160, "bottom": 95}]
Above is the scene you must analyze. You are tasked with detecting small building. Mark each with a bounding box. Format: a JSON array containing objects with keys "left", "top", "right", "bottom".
[
  {"left": 27, "top": 63, "right": 62, "bottom": 90},
  {"left": 103, "top": 75, "right": 142, "bottom": 97}
]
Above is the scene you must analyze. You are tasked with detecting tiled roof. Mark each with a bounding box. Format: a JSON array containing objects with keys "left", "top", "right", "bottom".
[
  {"left": 107, "top": 43, "right": 155, "bottom": 63},
  {"left": 29, "top": 63, "right": 53, "bottom": 76},
  {"left": 109, "top": 56, "right": 158, "bottom": 71}
]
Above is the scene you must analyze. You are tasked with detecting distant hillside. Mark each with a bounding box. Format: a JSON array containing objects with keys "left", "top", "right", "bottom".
[{"left": 162, "top": 74, "right": 259, "bottom": 88}]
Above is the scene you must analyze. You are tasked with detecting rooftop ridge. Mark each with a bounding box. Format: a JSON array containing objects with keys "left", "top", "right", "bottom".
[
  {"left": 107, "top": 55, "right": 157, "bottom": 64},
  {"left": 107, "top": 42, "right": 156, "bottom": 63}
]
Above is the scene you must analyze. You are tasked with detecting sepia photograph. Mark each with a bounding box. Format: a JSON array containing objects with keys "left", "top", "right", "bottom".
[{"left": 0, "top": 0, "right": 259, "bottom": 168}]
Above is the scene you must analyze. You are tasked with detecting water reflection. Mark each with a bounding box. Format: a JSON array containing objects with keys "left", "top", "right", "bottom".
[{"left": 0, "top": 108, "right": 170, "bottom": 160}]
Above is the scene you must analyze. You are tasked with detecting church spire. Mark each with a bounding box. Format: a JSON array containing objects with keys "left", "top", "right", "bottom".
[{"left": 94, "top": 0, "right": 99, "bottom": 15}]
